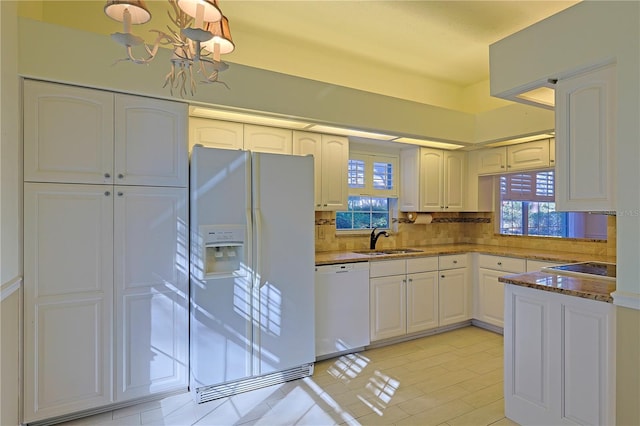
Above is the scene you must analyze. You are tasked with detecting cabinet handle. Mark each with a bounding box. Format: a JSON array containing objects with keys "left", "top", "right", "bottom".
[
  {"left": 500, "top": 165, "right": 505, "bottom": 169},
  {"left": 408, "top": 278, "right": 413, "bottom": 283},
  {"left": 104, "top": 191, "right": 111, "bottom": 196},
  {"left": 104, "top": 173, "right": 111, "bottom": 178},
  {"left": 118, "top": 173, "right": 124, "bottom": 179},
  {"left": 117, "top": 192, "right": 123, "bottom": 196},
  {"left": 403, "top": 279, "right": 407, "bottom": 284},
  {"left": 440, "top": 205, "right": 444, "bottom": 209}
]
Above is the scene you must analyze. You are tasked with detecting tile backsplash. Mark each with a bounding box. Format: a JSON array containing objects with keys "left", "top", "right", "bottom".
[{"left": 315, "top": 211, "right": 616, "bottom": 258}]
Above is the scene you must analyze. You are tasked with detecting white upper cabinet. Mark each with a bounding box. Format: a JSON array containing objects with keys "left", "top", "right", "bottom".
[
  {"left": 24, "top": 80, "right": 188, "bottom": 188},
  {"left": 24, "top": 80, "right": 115, "bottom": 184},
  {"left": 320, "top": 135, "right": 349, "bottom": 210},
  {"left": 188, "top": 117, "right": 244, "bottom": 151},
  {"left": 476, "top": 139, "right": 553, "bottom": 175},
  {"left": 400, "top": 147, "right": 466, "bottom": 212},
  {"left": 244, "top": 124, "right": 293, "bottom": 154},
  {"left": 475, "top": 147, "right": 507, "bottom": 175},
  {"left": 293, "top": 131, "right": 349, "bottom": 211},
  {"left": 115, "top": 94, "right": 188, "bottom": 187},
  {"left": 506, "top": 139, "right": 551, "bottom": 171},
  {"left": 555, "top": 65, "right": 616, "bottom": 212}
]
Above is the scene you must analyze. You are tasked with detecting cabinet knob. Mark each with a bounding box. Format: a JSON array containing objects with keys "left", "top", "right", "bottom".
[
  {"left": 104, "top": 173, "right": 111, "bottom": 178},
  {"left": 408, "top": 278, "right": 413, "bottom": 283},
  {"left": 497, "top": 262, "right": 502, "bottom": 266},
  {"left": 441, "top": 274, "right": 445, "bottom": 279},
  {"left": 403, "top": 279, "right": 407, "bottom": 284},
  {"left": 104, "top": 191, "right": 110, "bottom": 196},
  {"left": 445, "top": 206, "right": 449, "bottom": 209},
  {"left": 501, "top": 165, "right": 505, "bottom": 169},
  {"left": 453, "top": 260, "right": 458, "bottom": 264},
  {"left": 117, "top": 192, "right": 123, "bottom": 197},
  {"left": 118, "top": 173, "right": 124, "bottom": 179},
  {"left": 440, "top": 206, "right": 444, "bottom": 209}
]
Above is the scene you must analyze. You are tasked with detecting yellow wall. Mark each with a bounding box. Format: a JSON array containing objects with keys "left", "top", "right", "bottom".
[{"left": 17, "top": 0, "right": 517, "bottom": 114}]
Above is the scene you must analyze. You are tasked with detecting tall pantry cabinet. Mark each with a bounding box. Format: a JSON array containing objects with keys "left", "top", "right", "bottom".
[{"left": 22, "top": 80, "right": 189, "bottom": 423}]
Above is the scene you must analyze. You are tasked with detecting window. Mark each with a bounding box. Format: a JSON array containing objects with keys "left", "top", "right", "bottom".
[
  {"left": 336, "top": 197, "right": 390, "bottom": 230},
  {"left": 499, "top": 170, "right": 607, "bottom": 239},
  {"left": 337, "top": 152, "right": 398, "bottom": 231}
]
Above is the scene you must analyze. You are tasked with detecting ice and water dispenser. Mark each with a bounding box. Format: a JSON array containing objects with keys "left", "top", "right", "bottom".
[{"left": 200, "top": 225, "right": 245, "bottom": 278}]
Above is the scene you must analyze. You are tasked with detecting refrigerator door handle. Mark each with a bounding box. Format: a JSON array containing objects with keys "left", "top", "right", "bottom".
[{"left": 254, "top": 207, "right": 265, "bottom": 287}]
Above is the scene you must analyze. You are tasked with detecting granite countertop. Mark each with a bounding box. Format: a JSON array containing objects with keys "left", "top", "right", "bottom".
[
  {"left": 315, "top": 243, "right": 616, "bottom": 302},
  {"left": 498, "top": 271, "right": 615, "bottom": 303},
  {"left": 315, "top": 243, "right": 616, "bottom": 266}
]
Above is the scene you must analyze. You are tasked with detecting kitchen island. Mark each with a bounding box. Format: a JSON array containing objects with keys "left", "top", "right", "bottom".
[{"left": 499, "top": 270, "right": 615, "bottom": 425}]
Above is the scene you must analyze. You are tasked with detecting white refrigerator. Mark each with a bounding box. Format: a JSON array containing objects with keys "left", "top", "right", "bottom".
[{"left": 189, "top": 146, "right": 315, "bottom": 403}]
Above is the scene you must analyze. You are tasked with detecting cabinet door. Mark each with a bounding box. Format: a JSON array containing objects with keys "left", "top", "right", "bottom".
[
  {"left": 399, "top": 148, "right": 420, "bottom": 211},
  {"left": 23, "top": 80, "right": 114, "bottom": 184},
  {"left": 438, "top": 268, "right": 470, "bottom": 326},
  {"left": 244, "top": 124, "right": 293, "bottom": 154},
  {"left": 320, "top": 135, "right": 349, "bottom": 210},
  {"left": 419, "top": 148, "right": 444, "bottom": 211},
  {"left": 506, "top": 139, "right": 550, "bottom": 171},
  {"left": 189, "top": 117, "right": 243, "bottom": 151},
  {"left": 293, "top": 131, "right": 323, "bottom": 208},
  {"left": 23, "top": 183, "right": 114, "bottom": 423},
  {"left": 370, "top": 276, "right": 406, "bottom": 341},
  {"left": 561, "top": 296, "right": 616, "bottom": 425},
  {"left": 476, "top": 147, "right": 507, "bottom": 175},
  {"left": 406, "top": 272, "right": 439, "bottom": 334},
  {"left": 555, "top": 65, "right": 616, "bottom": 211},
  {"left": 443, "top": 151, "right": 466, "bottom": 210},
  {"left": 477, "top": 268, "right": 506, "bottom": 328},
  {"left": 504, "top": 284, "right": 559, "bottom": 426},
  {"left": 114, "top": 186, "right": 189, "bottom": 401},
  {"left": 115, "top": 95, "right": 188, "bottom": 188}
]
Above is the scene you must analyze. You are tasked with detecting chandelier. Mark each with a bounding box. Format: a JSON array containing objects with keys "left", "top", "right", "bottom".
[{"left": 104, "top": 0, "right": 235, "bottom": 97}]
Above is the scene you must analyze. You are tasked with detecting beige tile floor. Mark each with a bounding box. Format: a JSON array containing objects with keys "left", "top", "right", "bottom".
[{"left": 59, "top": 326, "right": 518, "bottom": 426}]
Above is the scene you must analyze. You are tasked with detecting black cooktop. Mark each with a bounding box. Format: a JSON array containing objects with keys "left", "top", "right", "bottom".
[{"left": 547, "top": 262, "right": 616, "bottom": 278}]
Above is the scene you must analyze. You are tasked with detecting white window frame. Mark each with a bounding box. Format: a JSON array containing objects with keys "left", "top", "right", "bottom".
[{"left": 348, "top": 151, "right": 398, "bottom": 198}]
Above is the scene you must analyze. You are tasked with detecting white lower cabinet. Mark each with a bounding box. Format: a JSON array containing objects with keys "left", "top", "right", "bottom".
[
  {"left": 504, "top": 284, "right": 615, "bottom": 426},
  {"left": 370, "top": 257, "right": 439, "bottom": 341},
  {"left": 114, "top": 187, "right": 189, "bottom": 401},
  {"left": 24, "top": 183, "right": 114, "bottom": 422},
  {"left": 370, "top": 255, "right": 469, "bottom": 342},
  {"left": 438, "top": 254, "right": 471, "bottom": 326},
  {"left": 476, "top": 255, "right": 525, "bottom": 328},
  {"left": 23, "top": 183, "right": 188, "bottom": 423}
]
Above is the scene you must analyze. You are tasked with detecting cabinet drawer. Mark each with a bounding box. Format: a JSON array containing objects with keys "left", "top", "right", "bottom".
[
  {"left": 439, "top": 254, "right": 468, "bottom": 270},
  {"left": 370, "top": 259, "right": 406, "bottom": 278},
  {"left": 406, "top": 256, "right": 439, "bottom": 274},
  {"left": 478, "top": 254, "right": 525, "bottom": 273}
]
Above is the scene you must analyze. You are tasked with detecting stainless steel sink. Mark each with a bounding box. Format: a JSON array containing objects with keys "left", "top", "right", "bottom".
[
  {"left": 353, "top": 248, "right": 423, "bottom": 256},
  {"left": 381, "top": 249, "right": 423, "bottom": 254}
]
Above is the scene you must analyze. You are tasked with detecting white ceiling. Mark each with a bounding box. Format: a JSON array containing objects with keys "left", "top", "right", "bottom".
[{"left": 222, "top": 1, "right": 578, "bottom": 87}]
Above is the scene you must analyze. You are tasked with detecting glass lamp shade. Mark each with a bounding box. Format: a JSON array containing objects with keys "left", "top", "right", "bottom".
[
  {"left": 104, "top": 0, "right": 151, "bottom": 24},
  {"left": 177, "top": 0, "right": 222, "bottom": 23},
  {"left": 202, "top": 16, "right": 235, "bottom": 55}
]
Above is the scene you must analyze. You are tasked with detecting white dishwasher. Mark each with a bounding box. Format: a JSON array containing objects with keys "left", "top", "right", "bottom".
[{"left": 315, "top": 262, "right": 370, "bottom": 359}]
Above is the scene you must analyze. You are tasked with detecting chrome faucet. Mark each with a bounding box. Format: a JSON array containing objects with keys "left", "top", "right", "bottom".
[{"left": 370, "top": 227, "right": 390, "bottom": 249}]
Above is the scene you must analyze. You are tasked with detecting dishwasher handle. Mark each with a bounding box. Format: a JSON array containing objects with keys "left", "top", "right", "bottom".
[{"left": 316, "top": 263, "right": 369, "bottom": 274}]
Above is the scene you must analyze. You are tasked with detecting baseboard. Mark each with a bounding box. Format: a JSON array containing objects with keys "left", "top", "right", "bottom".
[{"left": 471, "top": 319, "right": 504, "bottom": 335}]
